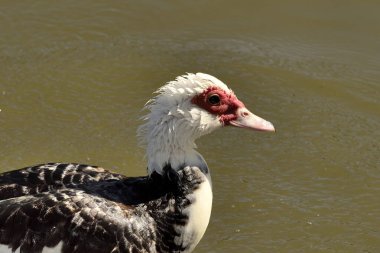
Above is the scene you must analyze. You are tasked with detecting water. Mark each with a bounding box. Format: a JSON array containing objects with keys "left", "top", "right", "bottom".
[{"left": 0, "top": 1, "right": 379, "bottom": 252}]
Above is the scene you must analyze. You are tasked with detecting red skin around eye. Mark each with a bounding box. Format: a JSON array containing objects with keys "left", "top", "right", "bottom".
[{"left": 191, "top": 86, "right": 245, "bottom": 125}]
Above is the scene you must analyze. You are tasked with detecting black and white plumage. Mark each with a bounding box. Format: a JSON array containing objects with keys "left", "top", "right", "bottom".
[{"left": 0, "top": 73, "right": 275, "bottom": 253}]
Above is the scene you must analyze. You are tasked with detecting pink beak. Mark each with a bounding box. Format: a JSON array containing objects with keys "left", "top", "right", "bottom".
[{"left": 230, "top": 107, "right": 275, "bottom": 132}]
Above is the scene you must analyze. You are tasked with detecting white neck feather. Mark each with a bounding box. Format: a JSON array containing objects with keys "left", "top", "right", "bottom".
[
  {"left": 139, "top": 103, "right": 216, "bottom": 175},
  {"left": 137, "top": 73, "right": 227, "bottom": 175}
]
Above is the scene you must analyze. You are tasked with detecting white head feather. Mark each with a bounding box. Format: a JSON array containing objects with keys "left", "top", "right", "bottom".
[{"left": 138, "top": 73, "right": 230, "bottom": 175}]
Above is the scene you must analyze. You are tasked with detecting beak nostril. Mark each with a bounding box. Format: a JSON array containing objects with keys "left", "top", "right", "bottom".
[{"left": 242, "top": 111, "right": 249, "bottom": 117}]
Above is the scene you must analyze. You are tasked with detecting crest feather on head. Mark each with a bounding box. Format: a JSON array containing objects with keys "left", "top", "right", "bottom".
[{"left": 137, "top": 73, "right": 229, "bottom": 147}]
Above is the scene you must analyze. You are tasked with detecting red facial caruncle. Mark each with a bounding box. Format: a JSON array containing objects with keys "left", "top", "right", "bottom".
[
  {"left": 191, "top": 86, "right": 275, "bottom": 132},
  {"left": 191, "top": 86, "right": 244, "bottom": 125}
]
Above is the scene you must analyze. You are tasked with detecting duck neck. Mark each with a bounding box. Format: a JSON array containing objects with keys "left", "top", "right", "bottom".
[{"left": 144, "top": 120, "right": 209, "bottom": 176}]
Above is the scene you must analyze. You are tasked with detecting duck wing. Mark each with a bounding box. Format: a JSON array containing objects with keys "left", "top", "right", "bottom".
[{"left": 0, "top": 163, "right": 157, "bottom": 253}]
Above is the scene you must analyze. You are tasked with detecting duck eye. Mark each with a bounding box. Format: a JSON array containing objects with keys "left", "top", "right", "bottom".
[{"left": 208, "top": 94, "right": 220, "bottom": 105}]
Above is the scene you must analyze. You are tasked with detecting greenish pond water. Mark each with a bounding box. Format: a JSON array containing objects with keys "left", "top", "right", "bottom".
[{"left": 0, "top": 1, "right": 379, "bottom": 252}]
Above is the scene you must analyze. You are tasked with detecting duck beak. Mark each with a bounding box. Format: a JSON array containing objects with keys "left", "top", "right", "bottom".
[{"left": 229, "top": 107, "right": 275, "bottom": 132}]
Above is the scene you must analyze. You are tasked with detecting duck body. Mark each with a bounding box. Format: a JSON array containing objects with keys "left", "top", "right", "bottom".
[
  {"left": 0, "top": 73, "right": 274, "bottom": 253},
  {"left": 0, "top": 163, "right": 211, "bottom": 253}
]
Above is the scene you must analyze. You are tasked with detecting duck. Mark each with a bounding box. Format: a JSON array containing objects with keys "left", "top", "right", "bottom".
[{"left": 0, "top": 73, "right": 275, "bottom": 253}]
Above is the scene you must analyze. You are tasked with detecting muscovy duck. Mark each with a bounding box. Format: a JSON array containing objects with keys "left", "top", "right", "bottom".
[{"left": 0, "top": 73, "right": 275, "bottom": 253}]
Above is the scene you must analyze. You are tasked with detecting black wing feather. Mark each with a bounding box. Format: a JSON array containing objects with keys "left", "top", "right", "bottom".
[
  {"left": 0, "top": 163, "right": 156, "bottom": 253},
  {"left": 0, "top": 163, "right": 203, "bottom": 253}
]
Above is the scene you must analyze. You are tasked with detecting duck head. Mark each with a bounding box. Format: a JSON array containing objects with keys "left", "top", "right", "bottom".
[{"left": 138, "top": 73, "right": 275, "bottom": 175}]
